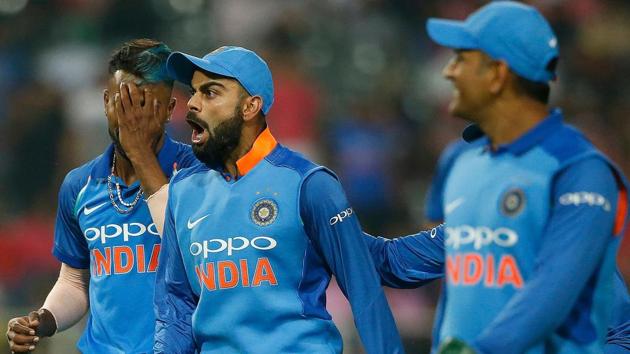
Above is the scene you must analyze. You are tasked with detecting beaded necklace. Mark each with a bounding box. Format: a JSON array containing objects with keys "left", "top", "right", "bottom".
[{"left": 107, "top": 153, "right": 144, "bottom": 214}]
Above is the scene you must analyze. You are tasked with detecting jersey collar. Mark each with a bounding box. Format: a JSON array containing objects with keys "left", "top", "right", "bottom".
[
  {"left": 463, "top": 108, "right": 563, "bottom": 156},
  {"left": 235, "top": 127, "right": 278, "bottom": 177},
  {"left": 92, "top": 134, "right": 180, "bottom": 179}
]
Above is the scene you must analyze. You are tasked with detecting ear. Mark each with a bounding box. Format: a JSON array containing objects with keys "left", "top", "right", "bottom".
[
  {"left": 167, "top": 97, "right": 177, "bottom": 117},
  {"left": 242, "top": 95, "right": 263, "bottom": 122},
  {"left": 489, "top": 61, "right": 510, "bottom": 95}
]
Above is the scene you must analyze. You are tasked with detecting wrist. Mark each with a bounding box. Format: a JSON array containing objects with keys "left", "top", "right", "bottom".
[
  {"left": 36, "top": 308, "right": 57, "bottom": 337},
  {"left": 124, "top": 147, "right": 155, "bottom": 163}
]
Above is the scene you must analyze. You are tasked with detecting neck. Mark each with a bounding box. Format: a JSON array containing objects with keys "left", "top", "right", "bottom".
[
  {"left": 113, "top": 150, "right": 137, "bottom": 185},
  {"left": 477, "top": 99, "right": 549, "bottom": 150},
  {"left": 224, "top": 123, "right": 266, "bottom": 177}
]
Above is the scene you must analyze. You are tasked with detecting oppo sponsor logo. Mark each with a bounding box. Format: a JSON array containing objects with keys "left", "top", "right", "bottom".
[
  {"left": 446, "top": 225, "right": 518, "bottom": 250},
  {"left": 190, "top": 236, "right": 277, "bottom": 257},
  {"left": 559, "top": 192, "right": 611, "bottom": 211},
  {"left": 330, "top": 208, "right": 354, "bottom": 225},
  {"left": 84, "top": 223, "right": 159, "bottom": 244}
]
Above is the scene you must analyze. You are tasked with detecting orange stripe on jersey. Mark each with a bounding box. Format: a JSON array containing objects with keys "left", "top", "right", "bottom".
[
  {"left": 236, "top": 127, "right": 277, "bottom": 176},
  {"left": 614, "top": 186, "right": 628, "bottom": 236}
]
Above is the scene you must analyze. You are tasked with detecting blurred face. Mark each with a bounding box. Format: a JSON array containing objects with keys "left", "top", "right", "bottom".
[
  {"left": 103, "top": 70, "right": 174, "bottom": 157},
  {"left": 186, "top": 70, "right": 246, "bottom": 167},
  {"left": 442, "top": 50, "right": 495, "bottom": 122}
]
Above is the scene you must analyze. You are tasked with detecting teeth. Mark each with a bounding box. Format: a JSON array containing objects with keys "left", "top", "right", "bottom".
[{"left": 191, "top": 130, "right": 202, "bottom": 143}]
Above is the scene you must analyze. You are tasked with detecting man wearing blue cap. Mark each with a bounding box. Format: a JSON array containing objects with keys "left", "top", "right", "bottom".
[
  {"left": 363, "top": 1, "right": 630, "bottom": 353},
  {"left": 152, "top": 46, "right": 404, "bottom": 354}
]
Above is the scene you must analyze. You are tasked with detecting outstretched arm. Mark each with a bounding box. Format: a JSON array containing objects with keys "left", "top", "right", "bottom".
[{"left": 363, "top": 225, "right": 445, "bottom": 288}]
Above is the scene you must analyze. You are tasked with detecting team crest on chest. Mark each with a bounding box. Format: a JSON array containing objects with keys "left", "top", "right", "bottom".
[
  {"left": 251, "top": 198, "right": 278, "bottom": 226},
  {"left": 500, "top": 188, "right": 526, "bottom": 217}
]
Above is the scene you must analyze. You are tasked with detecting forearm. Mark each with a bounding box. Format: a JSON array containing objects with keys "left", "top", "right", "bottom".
[
  {"left": 41, "top": 263, "right": 90, "bottom": 335},
  {"left": 364, "top": 227, "right": 445, "bottom": 288},
  {"left": 146, "top": 183, "right": 169, "bottom": 235}
]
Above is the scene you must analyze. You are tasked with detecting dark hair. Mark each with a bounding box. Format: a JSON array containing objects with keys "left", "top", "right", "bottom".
[
  {"left": 108, "top": 38, "right": 173, "bottom": 86},
  {"left": 512, "top": 57, "right": 557, "bottom": 104}
]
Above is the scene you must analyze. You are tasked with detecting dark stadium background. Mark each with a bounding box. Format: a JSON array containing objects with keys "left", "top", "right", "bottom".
[{"left": 1, "top": 0, "right": 629, "bottom": 352}]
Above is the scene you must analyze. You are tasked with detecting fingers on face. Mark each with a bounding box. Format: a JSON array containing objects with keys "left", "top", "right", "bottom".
[
  {"left": 120, "top": 82, "right": 156, "bottom": 114},
  {"left": 114, "top": 92, "right": 124, "bottom": 122},
  {"left": 119, "top": 83, "right": 134, "bottom": 112}
]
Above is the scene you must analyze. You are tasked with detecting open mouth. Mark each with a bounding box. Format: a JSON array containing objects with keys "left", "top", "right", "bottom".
[{"left": 186, "top": 117, "right": 208, "bottom": 145}]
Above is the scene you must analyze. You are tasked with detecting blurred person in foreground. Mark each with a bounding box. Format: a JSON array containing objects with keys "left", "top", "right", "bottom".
[
  {"left": 364, "top": 1, "right": 630, "bottom": 353},
  {"left": 5, "top": 38, "right": 198, "bottom": 353},
  {"left": 152, "top": 46, "right": 404, "bottom": 353}
]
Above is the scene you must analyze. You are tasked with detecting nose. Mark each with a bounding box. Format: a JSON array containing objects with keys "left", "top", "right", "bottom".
[
  {"left": 442, "top": 57, "right": 456, "bottom": 81},
  {"left": 187, "top": 93, "right": 201, "bottom": 112}
]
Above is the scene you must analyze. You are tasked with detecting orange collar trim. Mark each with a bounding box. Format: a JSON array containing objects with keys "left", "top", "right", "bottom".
[{"left": 236, "top": 127, "right": 278, "bottom": 176}]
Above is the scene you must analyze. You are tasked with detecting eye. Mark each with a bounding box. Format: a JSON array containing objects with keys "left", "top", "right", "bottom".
[{"left": 202, "top": 90, "right": 217, "bottom": 98}]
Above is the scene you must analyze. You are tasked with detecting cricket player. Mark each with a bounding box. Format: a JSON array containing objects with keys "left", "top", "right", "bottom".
[
  {"left": 364, "top": 2, "right": 630, "bottom": 353},
  {"left": 153, "top": 46, "right": 404, "bottom": 353},
  {"left": 6, "top": 39, "right": 198, "bottom": 353}
]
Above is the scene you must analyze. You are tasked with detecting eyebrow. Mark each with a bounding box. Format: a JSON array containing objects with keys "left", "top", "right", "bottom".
[{"left": 194, "top": 81, "right": 227, "bottom": 93}]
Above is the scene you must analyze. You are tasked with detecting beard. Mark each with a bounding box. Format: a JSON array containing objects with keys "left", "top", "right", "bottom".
[{"left": 189, "top": 108, "right": 244, "bottom": 168}]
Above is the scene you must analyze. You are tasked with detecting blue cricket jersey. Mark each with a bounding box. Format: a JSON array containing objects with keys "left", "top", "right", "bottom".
[
  {"left": 424, "top": 138, "right": 482, "bottom": 223},
  {"left": 365, "top": 109, "right": 630, "bottom": 353},
  {"left": 154, "top": 128, "right": 404, "bottom": 354},
  {"left": 52, "top": 136, "right": 197, "bottom": 354}
]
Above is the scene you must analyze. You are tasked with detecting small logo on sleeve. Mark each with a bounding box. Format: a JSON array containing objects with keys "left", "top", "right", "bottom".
[
  {"left": 559, "top": 192, "right": 611, "bottom": 211},
  {"left": 329, "top": 208, "right": 354, "bottom": 225}
]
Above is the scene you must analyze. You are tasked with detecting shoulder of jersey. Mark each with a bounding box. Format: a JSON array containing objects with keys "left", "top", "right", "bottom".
[
  {"left": 172, "top": 141, "right": 199, "bottom": 168},
  {"left": 61, "top": 156, "right": 101, "bottom": 192},
  {"left": 171, "top": 163, "right": 210, "bottom": 184},
  {"left": 265, "top": 144, "right": 322, "bottom": 177},
  {"left": 539, "top": 123, "right": 599, "bottom": 164}
]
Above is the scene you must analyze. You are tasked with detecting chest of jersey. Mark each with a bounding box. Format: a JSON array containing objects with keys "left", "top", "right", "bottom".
[
  {"left": 76, "top": 179, "right": 160, "bottom": 277},
  {"left": 443, "top": 147, "right": 558, "bottom": 288},
  {"left": 170, "top": 161, "right": 309, "bottom": 296}
]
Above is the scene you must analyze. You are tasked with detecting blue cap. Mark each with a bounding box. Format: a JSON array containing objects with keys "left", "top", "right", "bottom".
[
  {"left": 426, "top": 1, "right": 558, "bottom": 83},
  {"left": 167, "top": 46, "right": 274, "bottom": 115}
]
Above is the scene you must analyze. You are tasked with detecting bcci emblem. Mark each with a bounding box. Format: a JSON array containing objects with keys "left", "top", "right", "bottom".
[
  {"left": 500, "top": 188, "right": 526, "bottom": 217},
  {"left": 251, "top": 199, "right": 278, "bottom": 227}
]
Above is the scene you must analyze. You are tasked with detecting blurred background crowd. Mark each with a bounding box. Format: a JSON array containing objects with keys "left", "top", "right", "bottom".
[{"left": 1, "top": 0, "right": 629, "bottom": 352}]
